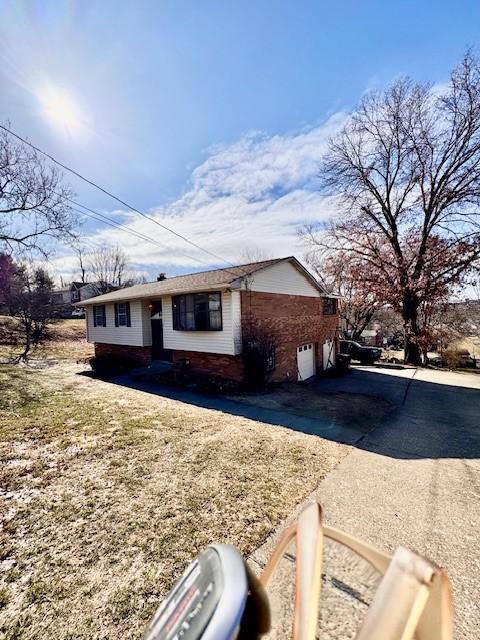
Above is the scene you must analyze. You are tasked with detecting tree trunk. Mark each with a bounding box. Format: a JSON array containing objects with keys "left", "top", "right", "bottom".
[
  {"left": 19, "top": 319, "right": 32, "bottom": 362},
  {"left": 402, "top": 291, "right": 422, "bottom": 366}
]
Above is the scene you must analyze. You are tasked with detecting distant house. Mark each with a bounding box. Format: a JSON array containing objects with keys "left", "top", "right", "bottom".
[
  {"left": 51, "top": 287, "right": 71, "bottom": 307},
  {"left": 360, "top": 328, "right": 384, "bottom": 347},
  {"left": 78, "top": 257, "right": 340, "bottom": 382},
  {"left": 70, "top": 282, "right": 106, "bottom": 304},
  {"left": 51, "top": 282, "right": 116, "bottom": 317}
]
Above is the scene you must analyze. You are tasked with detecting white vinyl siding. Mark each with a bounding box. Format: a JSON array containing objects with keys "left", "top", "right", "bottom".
[
  {"left": 163, "top": 291, "right": 240, "bottom": 355},
  {"left": 243, "top": 261, "right": 321, "bottom": 297},
  {"left": 87, "top": 300, "right": 145, "bottom": 346}
]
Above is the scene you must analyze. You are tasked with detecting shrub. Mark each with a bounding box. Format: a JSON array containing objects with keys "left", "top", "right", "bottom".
[
  {"left": 0, "top": 316, "right": 21, "bottom": 345},
  {"left": 241, "top": 315, "right": 278, "bottom": 390},
  {"left": 443, "top": 348, "right": 470, "bottom": 370}
]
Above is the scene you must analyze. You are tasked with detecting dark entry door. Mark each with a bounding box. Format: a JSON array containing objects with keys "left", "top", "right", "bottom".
[{"left": 150, "top": 301, "right": 172, "bottom": 361}]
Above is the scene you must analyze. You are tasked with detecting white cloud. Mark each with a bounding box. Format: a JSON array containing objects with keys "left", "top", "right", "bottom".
[{"left": 53, "top": 112, "right": 347, "bottom": 280}]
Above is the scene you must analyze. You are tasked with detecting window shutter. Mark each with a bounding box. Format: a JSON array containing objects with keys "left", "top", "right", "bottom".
[
  {"left": 114, "top": 304, "right": 119, "bottom": 327},
  {"left": 93, "top": 307, "right": 97, "bottom": 328},
  {"left": 126, "top": 302, "right": 131, "bottom": 327},
  {"left": 102, "top": 305, "right": 107, "bottom": 327}
]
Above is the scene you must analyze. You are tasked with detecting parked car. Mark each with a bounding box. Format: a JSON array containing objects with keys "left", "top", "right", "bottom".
[
  {"left": 71, "top": 308, "right": 85, "bottom": 317},
  {"left": 426, "top": 352, "right": 445, "bottom": 367},
  {"left": 339, "top": 340, "right": 382, "bottom": 365},
  {"left": 428, "top": 350, "right": 478, "bottom": 369}
]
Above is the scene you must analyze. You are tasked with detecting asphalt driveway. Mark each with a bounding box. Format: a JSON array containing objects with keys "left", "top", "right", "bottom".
[
  {"left": 116, "top": 364, "right": 479, "bottom": 637},
  {"left": 254, "top": 366, "right": 480, "bottom": 639},
  {"left": 314, "top": 365, "right": 480, "bottom": 458}
]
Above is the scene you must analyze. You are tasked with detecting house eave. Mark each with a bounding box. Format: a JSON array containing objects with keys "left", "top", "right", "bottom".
[{"left": 78, "top": 283, "right": 232, "bottom": 306}]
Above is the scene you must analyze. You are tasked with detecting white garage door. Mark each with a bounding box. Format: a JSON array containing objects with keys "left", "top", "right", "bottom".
[{"left": 297, "top": 343, "right": 315, "bottom": 381}]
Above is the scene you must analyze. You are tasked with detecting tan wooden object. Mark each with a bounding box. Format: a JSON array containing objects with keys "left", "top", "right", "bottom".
[{"left": 259, "top": 501, "right": 453, "bottom": 640}]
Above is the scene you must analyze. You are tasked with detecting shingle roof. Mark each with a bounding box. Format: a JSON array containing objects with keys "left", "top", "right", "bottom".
[{"left": 78, "top": 256, "right": 326, "bottom": 305}]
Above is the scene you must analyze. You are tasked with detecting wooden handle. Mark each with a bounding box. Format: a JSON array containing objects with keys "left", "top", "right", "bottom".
[{"left": 292, "top": 502, "right": 323, "bottom": 640}]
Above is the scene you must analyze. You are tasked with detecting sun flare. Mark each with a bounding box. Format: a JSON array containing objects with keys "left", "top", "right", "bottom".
[{"left": 36, "top": 83, "right": 90, "bottom": 141}]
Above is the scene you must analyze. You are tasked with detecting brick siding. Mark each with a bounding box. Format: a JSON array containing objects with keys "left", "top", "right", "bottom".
[
  {"left": 172, "top": 350, "right": 244, "bottom": 381},
  {"left": 94, "top": 342, "right": 152, "bottom": 366},
  {"left": 241, "top": 291, "right": 339, "bottom": 382}
]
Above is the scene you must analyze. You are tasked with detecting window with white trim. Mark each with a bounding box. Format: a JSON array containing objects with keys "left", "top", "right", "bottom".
[
  {"left": 114, "top": 302, "right": 131, "bottom": 327},
  {"left": 93, "top": 305, "right": 106, "bottom": 327}
]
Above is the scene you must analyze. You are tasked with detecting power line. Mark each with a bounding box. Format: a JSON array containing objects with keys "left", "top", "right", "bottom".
[
  {"left": 51, "top": 188, "right": 216, "bottom": 264},
  {"left": 70, "top": 202, "right": 254, "bottom": 281},
  {"left": 0, "top": 123, "right": 237, "bottom": 267},
  {"left": 67, "top": 198, "right": 215, "bottom": 268}
]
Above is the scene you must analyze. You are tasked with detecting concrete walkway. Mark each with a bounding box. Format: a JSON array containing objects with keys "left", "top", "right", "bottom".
[{"left": 252, "top": 367, "right": 480, "bottom": 639}]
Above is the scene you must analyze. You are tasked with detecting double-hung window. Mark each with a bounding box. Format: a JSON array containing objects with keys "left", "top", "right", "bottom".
[
  {"left": 115, "top": 302, "right": 131, "bottom": 327},
  {"left": 172, "top": 292, "right": 222, "bottom": 331},
  {"left": 323, "top": 298, "right": 337, "bottom": 315},
  {"left": 93, "top": 304, "right": 106, "bottom": 327}
]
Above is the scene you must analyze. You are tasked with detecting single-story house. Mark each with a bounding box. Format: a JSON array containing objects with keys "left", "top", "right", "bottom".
[{"left": 78, "top": 256, "right": 340, "bottom": 382}]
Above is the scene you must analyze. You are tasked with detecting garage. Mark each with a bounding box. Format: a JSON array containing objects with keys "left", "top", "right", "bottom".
[
  {"left": 297, "top": 343, "right": 315, "bottom": 380},
  {"left": 323, "top": 339, "right": 336, "bottom": 370}
]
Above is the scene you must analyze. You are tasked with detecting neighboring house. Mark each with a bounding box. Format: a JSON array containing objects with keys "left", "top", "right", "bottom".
[
  {"left": 51, "top": 287, "right": 71, "bottom": 307},
  {"left": 70, "top": 282, "right": 105, "bottom": 304},
  {"left": 360, "top": 328, "right": 385, "bottom": 347},
  {"left": 78, "top": 257, "right": 340, "bottom": 382},
  {"left": 52, "top": 282, "right": 116, "bottom": 317}
]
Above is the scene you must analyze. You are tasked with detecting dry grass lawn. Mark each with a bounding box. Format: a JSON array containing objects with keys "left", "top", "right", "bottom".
[
  {"left": 0, "top": 355, "right": 348, "bottom": 639},
  {"left": 0, "top": 318, "right": 93, "bottom": 363}
]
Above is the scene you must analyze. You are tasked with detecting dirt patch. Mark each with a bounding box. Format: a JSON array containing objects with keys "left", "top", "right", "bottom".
[
  {"left": 0, "top": 362, "right": 348, "bottom": 639},
  {"left": 230, "top": 384, "right": 393, "bottom": 434}
]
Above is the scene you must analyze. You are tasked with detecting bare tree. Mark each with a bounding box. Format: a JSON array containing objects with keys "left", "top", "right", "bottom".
[
  {"left": 304, "top": 52, "right": 480, "bottom": 364},
  {"left": 86, "top": 244, "right": 133, "bottom": 294},
  {"left": 240, "top": 246, "right": 272, "bottom": 263},
  {"left": 0, "top": 126, "right": 75, "bottom": 258},
  {"left": 307, "top": 250, "right": 380, "bottom": 339},
  {"left": 372, "top": 306, "right": 404, "bottom": 346},
  {"left": 72, "top": 243, "right": 88, "bottom": 284}
]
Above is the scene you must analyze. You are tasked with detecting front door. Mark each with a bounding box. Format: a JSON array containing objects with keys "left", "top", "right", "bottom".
[{"left": 150, "top": 301, "right": 172, "bottom": 361}]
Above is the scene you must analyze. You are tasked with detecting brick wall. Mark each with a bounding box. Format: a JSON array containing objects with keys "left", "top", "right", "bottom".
[
  {"left": 172, "top": 350, "right": 244, "bottom": 381},
  {"left": 93, "top": 292, "right": 339, "bottom": 383},
  {"left": 241, "top": 291, "right": 339, "bottom": 382},
  {"left": 94, "top": 342, "right": 152, "bottom": 366}
]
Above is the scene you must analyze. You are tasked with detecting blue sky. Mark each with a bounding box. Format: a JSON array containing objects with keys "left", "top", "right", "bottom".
[{"left": 1, "top": 0, "right": 480, "bottom": 279}]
